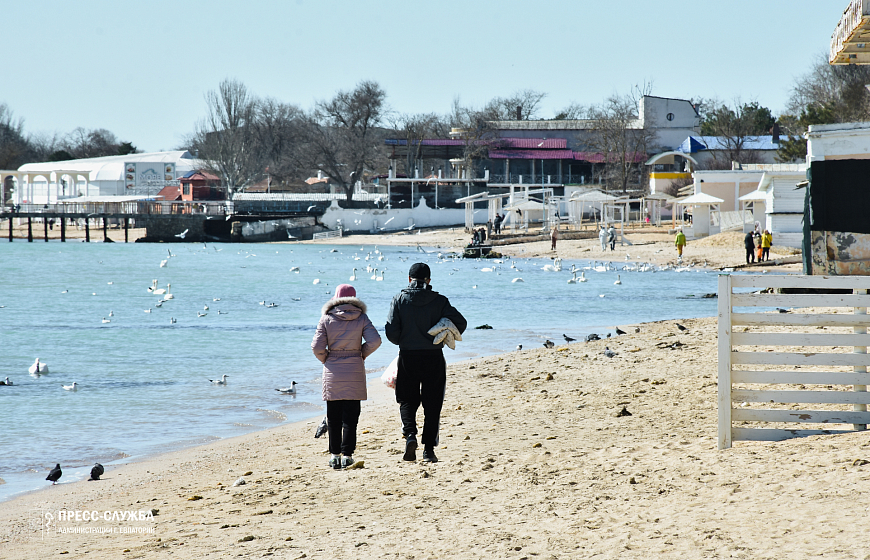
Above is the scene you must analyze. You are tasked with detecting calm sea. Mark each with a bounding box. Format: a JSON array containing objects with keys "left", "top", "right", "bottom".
[{"left": 0, "top": 241, "right": 720, "bottom": 500}]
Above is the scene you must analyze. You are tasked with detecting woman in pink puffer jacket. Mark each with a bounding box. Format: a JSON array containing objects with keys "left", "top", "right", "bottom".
[{"left": 311, "top": 284, "right": 381, "bottom": 469}]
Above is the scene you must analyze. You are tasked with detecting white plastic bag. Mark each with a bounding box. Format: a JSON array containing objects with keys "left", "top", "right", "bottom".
[{"left": 381, "top": 355, "right": 399, "bottom": 389}]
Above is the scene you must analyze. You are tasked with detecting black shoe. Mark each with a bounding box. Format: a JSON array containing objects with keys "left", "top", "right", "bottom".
[
  {"left": 422, "top": 446, "right": 438, "bottom": 463},
  {"left": 403, "top": 434, "right": 417, "bottom": 462}
]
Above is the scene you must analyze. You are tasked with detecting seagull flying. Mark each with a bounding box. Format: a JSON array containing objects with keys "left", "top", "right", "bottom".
[{"left": 175, "top": 229, "right": 189, "bottom": 239}]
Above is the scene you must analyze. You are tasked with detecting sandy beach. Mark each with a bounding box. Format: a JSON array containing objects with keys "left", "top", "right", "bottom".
[{"left": 6, "top": 230, "right": 864, "bottom": 559}]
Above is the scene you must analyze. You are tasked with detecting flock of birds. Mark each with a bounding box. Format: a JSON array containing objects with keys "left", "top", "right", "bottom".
[{"left": 533, "top": 322, "right": 685, "bottom": 358}]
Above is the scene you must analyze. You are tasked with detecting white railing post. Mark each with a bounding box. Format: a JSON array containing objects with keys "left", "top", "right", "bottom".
[
  {"left": 855, "top": 288, "right": 867, "bottom": 431},
  {"left": 718, "top": 273, "right": 733, "bottom": 449}
]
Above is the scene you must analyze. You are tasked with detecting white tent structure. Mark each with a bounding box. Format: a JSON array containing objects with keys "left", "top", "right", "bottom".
[
  {"left": 673, "top": 192, "right": 724, "bottom": 238},
  {"left": 568, "top": 189, "right": 619, "bottom": 228},
  {"left": 14, "top": 151, "right": 201, "bottom": 205}
]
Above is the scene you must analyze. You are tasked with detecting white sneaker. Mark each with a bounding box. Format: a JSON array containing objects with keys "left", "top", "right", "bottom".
[
  {"left": 341, "top": 455, "right": 354, "bottom": 468},
  {"left": 328, "top": 454, "right": 341, "bottom": 469}
]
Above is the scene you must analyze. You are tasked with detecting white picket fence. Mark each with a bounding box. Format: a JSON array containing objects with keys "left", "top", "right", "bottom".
[
  {"left": 718, "top": 274, "right": 870, "bottom": 449},
  {"left": 312, "top": 229, "right": 343, "bottom": 240}
]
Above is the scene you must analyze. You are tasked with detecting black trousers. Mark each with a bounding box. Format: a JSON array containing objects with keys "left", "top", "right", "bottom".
[
  {"left": 326, "top": 400, "right": 360, "bottom": 456},
  {"left": 395, "top": 349, "right": 446, "bottom": 447},
  {"left": 746, "top": 247, "right": 755, "bottom": 264}
]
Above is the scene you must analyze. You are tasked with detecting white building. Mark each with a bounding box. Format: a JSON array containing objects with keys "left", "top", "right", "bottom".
[{"left": 6, "top": 151, "right": 200, "bottom": 205}]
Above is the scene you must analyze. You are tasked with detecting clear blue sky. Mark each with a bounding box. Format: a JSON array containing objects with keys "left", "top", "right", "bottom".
[{"left": 3, "top": 0, "right": 845, "bottom": 153}]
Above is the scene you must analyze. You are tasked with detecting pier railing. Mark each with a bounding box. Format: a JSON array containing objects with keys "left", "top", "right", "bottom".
[
  {"left": 2, "top": 201, "right": 227, "bottom": 216},
  {"left": 718, "top": 274, "right": 870, "bottom": 449}
]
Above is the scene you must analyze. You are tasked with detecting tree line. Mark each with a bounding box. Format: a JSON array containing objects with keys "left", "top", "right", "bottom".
[{"left": 2, "top": 52, "right": 869, "bottom": 199}]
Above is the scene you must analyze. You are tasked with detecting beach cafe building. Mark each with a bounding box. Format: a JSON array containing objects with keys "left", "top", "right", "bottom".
[{"left": 4, "top": 151, "right": 201, "bottom": 206}]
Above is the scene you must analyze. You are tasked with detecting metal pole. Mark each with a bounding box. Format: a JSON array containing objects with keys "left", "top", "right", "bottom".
[
  {"left": 85, "top": 218, "right": 90, "bottom": 242},
  {"left": 7, "top": 217, "right": 12, "bottom": 241},
  {"left": 124, "top": 217, "right": 129, "bottom": 242},
  {"left": 27, "top": 217, "right": 32, "bottom": 242},
  {"left": 61, "top": 217, "right": 66, "bottom": 242},
  {"left": 854, "top": 288, "right": 867, "bottom": 431},
  {"left": 44, "top": 216, "right": 48, "bottom": 241},
  {"left": 103, "top": 216, "right": 108, "bottom": 242},
  {"left": 717, "top": 273, "right": 733, "bottom": 449}
]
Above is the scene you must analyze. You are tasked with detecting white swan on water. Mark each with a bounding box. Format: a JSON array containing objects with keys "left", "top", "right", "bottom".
[
  {"left": 29, "top": 358, "right": 49, "bottom": 375},
  {"left": 614, "top": 274, "right": 622, "bottom": 285},
  {"left": 350, "top": 268, "right": 357, "bottom": 281},
  {"left": 163, "top": 284, "right": 174, "bottom": 299},
  {"left": 567, "top": 271, "right": 577, "bottom": 284},
  {"left": 376, "top": 270, "right": 385, "bottom": 281},
  {"left": 579, "top": 271, "right": 588, "bottom": 282}
]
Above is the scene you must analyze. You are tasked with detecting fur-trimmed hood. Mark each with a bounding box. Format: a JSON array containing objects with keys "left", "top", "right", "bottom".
[{"left": 321, "top": 296, "right": 367, "bottom": 317}]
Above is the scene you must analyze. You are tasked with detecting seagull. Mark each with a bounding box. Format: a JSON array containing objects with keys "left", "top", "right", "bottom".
[
  {"left": 101, "top": 317, "right": 111, "bottom": 323},
  {"left": 62, "top": 382, "right": 78, "bottom": 391},
  {"left": 615, "top": 327, "right": 626, "bottom": 335},
  {"left": 516, "top": 344, "right": 522, "bottom": 351},
  {"left": 89, "top": 463, "right": 104, "bottom": 481},
  {"left": 203, "top": 304, "right": 209, "bottom": 310},
  {"left": 213, "top": 298, "right": 221, "bottom": 302},
  {"left": 314, "top": 416, "right": 328, "bottom": 438},
  {"left": 155, "top": 301, "right": 163, "bottom": 308},
  {"left": 563, "top": 334, "right": 576, "bottom": 343},
  {"left": 259, "top": 301, "right": 266, "bottom": 305},
  {"left": 61, "top": 289, "right": 68, "bottom": 294},
  {"left": 603, "top": 347, "right": 617, "bottom": 358},
  {"left": 276, "top": 381, "right": 298, "bottom": 395},
  {"left": 46, "top": 464, "right": 62, "bottom": 484},
  {"left": 543, "top": 340, "right": 555, "bottom": 348},
  {"left": 0, "top": 377, "right": 12, "bottom": 386},
  {"left": 218, "top": 310, "right": 228, "bottom": 314},
  {"left": 266, "top": 303, "right": 278, "bottom": 308},
  {"left": 160, "top": 259, "right": 168, "bottom": 268},
  {"left": 307, "top": 205, "right": 317, "bottom": 212},
  {"left": 175, "top": 229, "right": 189, "bottom": 239},
  {"left": 29, "top": 358, "right": 49, "bottom": 375},
  {"left": 144, "top": 308, "right": 152, "bottom": 313},
  {"left": 676, "top": 323, "right": 688, "bottom": 331},
  {"left": 209, "top": 375, "right": 228, "bottom": 385},
  {"left": 197, "top": 312, "right": 207, "bottom": 317}
]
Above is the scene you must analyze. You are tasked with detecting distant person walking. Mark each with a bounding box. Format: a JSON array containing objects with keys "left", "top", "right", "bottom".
[
  {"left": 550, "top": 225, "right": 559, "bottom": 251},
  {"left": 761, "top": 230, "right": 772, "bottom": 261},
  {"left": 486, "top": 219, "right": 493, "bottom": 239},
  {"left": 385, "top": 263, "right": 467, "bottom": 463},
  {"left": 493, "top": 213, "right": 503, "bottom": 235},
  {"left": 608, "top": 225, "right": 616, "bottom": 251},
  {"left": 744, "top": 231, "right": 756, "bottom": 264},
  {"left": 674, "top": 227, "right": 687, "bottom": 261},
  {"left": 311, "top": 284, "right": 382, "bottom": 469},
  {"left": 599, "top": 226, "right": 608, "bottom": 251}
]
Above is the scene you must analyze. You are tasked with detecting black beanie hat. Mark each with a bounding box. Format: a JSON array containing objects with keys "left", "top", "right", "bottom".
[{"left": 408, "top": 262, "right": 431, "bottom": 279}]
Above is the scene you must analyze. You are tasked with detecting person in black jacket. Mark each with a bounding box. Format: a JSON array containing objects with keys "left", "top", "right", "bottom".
[
  {"left": 744, "top": 231, "right": 756, "bottom": 264},
  {"left": 385, "top": 263, "right": 467, "bottom": 463}
]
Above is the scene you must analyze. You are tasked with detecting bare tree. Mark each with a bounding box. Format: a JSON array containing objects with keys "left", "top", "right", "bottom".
[
  {"left": 447, "top": 97, "right": 501, "bottom": 179},
  {"left": 193, "top": 79, "right": 262, "bottom": 193},
  {"left": 587, "top": 87, "right": 659, "bottom": 193},
  {"left": 388, "top": 112, "right": 447, "bottom": 177},
  {"left": 253, "top": 97, "right": 303, "bottom": 187},
  {"left": 297, "top": 80, "right": 388, "bottom": 205},
  {"left": 484, "top": 89, "right": 548, "bottom": 120},
  {"left": 553, "top": 102, "right": 588, "bottom": 120}
]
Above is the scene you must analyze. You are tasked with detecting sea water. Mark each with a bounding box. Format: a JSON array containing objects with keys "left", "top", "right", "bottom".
[{"left": 0, "top": 241, "right": 720, "bottom": 500}]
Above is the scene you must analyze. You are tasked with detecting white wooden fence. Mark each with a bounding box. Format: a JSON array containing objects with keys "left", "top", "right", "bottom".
[{"left": 718, "top": 274, "right": 870, "bottom": 449}]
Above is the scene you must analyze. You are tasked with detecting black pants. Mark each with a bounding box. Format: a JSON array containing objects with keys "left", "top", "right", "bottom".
[
  {"left": 746, "top": 247, "right": 755, "bottom": 264},
  {"left": 395, "top": 349, "right": 446, "bottom": 447},
  {"left": 762, "top": 247, "right": 769, "bottom": 261},
  {"left": 326, "top": 400, "right": 360, "bottom": 456}
]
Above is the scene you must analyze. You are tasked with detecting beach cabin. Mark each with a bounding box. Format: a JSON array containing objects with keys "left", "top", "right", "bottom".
[{"left": 672, "top": 192, "right": 723, "bottom": 238}]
